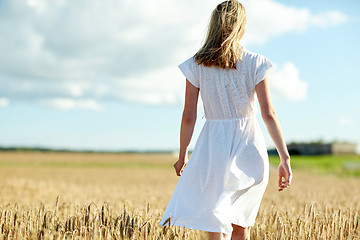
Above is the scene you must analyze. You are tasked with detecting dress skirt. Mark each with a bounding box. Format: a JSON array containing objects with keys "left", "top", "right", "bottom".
[{"left": 159, "top": 117, "right": 269, "bottom": 234}]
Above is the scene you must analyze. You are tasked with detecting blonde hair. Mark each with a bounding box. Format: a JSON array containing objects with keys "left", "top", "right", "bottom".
[{"left": 194, "top": 0, "right": 247, "bottom": 69}]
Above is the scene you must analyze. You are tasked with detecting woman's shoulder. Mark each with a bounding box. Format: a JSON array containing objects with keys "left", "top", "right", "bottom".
[
  {"left": 240, "top": 48, "right": 272, "bottom": 66},
  {"left": 242, "top": 48, "right": 267, "bottom": 60}
]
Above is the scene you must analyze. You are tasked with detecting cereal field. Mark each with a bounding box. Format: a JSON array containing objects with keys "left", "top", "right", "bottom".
[{"left": 0, "top": 152, "right": 359, "bottom": 239}]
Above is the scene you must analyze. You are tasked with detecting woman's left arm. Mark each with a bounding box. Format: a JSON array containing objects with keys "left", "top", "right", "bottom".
[{"left": 174, "top": 79, "right": 199, "bottom": 176}]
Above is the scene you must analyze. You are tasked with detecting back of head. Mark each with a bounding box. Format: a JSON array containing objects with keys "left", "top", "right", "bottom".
[{"left": 194, "top": 0, "right": 247, "bottom": 69}]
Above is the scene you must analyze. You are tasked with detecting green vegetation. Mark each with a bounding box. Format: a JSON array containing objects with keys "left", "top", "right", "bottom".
[
  {"left": 1, "top": 151, "right": 359, "bottom": 177},
  {"left": 0, "top": 146, "right": 173, "bottom": 154},
  {"left": 269, "top": 155, "right": 360, "bottom": 177}
]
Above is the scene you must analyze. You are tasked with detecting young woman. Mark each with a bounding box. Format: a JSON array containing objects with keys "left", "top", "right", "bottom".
[{"left": 160, "top": 1, "right": 292, "bottom": 239}]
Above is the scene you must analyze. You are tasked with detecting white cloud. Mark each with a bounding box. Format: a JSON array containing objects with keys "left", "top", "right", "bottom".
[
  {"left": 0, "top": 0, "right": 348, "bottom": 108},
  {"left": 269, "top": 62, "right": 307, "bottom": 101},
  {"left": 118, "top": 67, "right": 185, "bottom": 105},
  {"left": 311, "top": 11, "right": 348, "bottom": 28},
  {"left": 338, "top": 117, "right": 354, "bottom": 127},
  {"left": 0, "top": 98, "right": 9, "bottom": 107},
  {"left": 242, "top": 0, "right": 348, "bottom": 45},
  {"left": 42, "top": 98, "right": 103, "bottom": 111}
]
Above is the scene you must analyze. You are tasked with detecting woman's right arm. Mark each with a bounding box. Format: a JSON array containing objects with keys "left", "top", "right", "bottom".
[
  {"left": 174, "top": 79, "right": 199, "bottom": 176},
  {"left": 255, "top": 75, "right": 292, "bottom": 191}
]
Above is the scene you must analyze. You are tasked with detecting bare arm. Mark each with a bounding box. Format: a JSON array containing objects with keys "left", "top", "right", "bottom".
[
  {"left": 174, "top": 79, "right": 199, "bottom": 176},
  {"left": 255, "top": 75, "right": 292, "bottom": 191}
]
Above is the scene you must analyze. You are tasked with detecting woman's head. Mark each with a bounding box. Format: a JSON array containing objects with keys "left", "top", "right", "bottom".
[{"left": 194, "top": 0, "right": 247, "bottom": 69}]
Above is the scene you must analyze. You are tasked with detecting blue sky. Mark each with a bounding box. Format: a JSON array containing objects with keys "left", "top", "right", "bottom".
[{"left": 0, "top": 0, "right": 359, "bottom": 152}]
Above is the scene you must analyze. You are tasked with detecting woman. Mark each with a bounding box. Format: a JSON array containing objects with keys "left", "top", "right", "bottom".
[{"left": 160, "top": 1, "right": 292, "bottom": 239}]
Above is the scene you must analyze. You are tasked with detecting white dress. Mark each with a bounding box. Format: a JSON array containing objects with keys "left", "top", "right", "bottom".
[{"left": 160, "top": 49, "right": 273, "bottom": 234}]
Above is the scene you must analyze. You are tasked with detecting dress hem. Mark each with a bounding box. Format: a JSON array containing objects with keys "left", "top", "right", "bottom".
[{"left": 159, "top": 219, "right": 254, "bottom": 234}]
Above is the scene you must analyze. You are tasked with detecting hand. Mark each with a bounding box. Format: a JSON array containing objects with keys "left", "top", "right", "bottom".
[
  {"left": 278, "top": 160, "right": 292, "bottom": 192},
  {"left": 173, "top": 158, "right": 188, "bottom": 176}
]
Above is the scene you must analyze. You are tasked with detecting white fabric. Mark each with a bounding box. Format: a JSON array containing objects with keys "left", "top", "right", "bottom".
[{"left": 160, "top": 49, "right": 273, "bottom": 234}]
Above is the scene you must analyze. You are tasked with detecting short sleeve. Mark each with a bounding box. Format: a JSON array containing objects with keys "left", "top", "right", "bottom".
[
  {"left": 255, "top": 55, "right": 274, "bottom": 85},
  {"left": 178, "top": 57, "right": 199, "bottom": 88}
]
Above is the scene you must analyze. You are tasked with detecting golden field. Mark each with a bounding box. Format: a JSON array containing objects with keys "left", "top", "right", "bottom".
[{"left": 0, "top": 152, "right": 359, "bottom": 239}]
